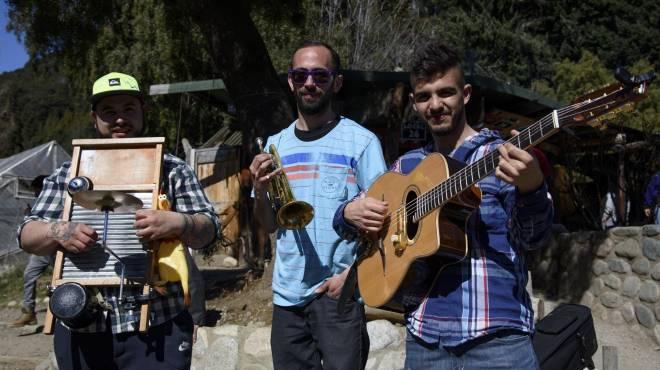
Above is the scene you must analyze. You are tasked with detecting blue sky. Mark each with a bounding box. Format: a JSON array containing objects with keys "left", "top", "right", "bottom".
[{"left": 0, "top": 1, "right": 29, "bottom": 73}]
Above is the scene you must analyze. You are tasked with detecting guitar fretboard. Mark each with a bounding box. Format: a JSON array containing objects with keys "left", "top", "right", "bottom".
[{"left": 411, "top": 82, "right": 638, "bottom": 222}]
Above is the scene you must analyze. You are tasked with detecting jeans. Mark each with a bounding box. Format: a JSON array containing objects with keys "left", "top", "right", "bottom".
[
  {"left": 22, "top": 253, "right": 54, "bottom": 312},
  {"left": 404, "top": 330, "right": 540, "bottom": 370}
]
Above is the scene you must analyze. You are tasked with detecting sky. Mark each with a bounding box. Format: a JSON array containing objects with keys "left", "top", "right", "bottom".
[{"left": 0, "top": 2, "right": 29, "bottom": 73}]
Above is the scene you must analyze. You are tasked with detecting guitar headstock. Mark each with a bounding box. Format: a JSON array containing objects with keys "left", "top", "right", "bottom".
[{"left": 566, "top": 69, "right": 655, "bottom": 128}]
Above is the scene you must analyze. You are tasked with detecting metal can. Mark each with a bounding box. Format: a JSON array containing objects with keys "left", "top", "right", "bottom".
[{"left": 67, "top": 176, "right": 93, "bottom": 195}]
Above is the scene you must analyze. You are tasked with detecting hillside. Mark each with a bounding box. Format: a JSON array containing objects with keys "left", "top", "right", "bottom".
[{"left": 0, "top": 60, "right": 88, "bottom": 158}]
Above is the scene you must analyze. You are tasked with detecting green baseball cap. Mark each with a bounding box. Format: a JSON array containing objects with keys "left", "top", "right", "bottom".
[{"left": 90, "top": 72, "right": 143, "bottom": 106}]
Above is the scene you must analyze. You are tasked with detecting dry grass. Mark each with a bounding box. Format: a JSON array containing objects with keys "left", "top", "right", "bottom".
[{"left": 0, "top": 265, "right": 51, "bottom": 306}]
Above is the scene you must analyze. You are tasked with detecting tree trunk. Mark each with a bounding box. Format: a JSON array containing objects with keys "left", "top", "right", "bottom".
[
  {"left": 182, "top": 2, "right": 295, "bottom": 167},
  {"left": 178, "top": 2, "right": 294, "bottom": 277}
]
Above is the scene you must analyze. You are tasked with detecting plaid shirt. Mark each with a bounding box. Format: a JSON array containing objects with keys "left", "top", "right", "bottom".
[
  {"left": 18, "top": 153, "right": 219, "bottom": 333},
  {"left": 644, "top": 172, "right": 660, "bottom": 207},
  {"left": 334, "top": 129, "right": 553, "bottom": 347}
]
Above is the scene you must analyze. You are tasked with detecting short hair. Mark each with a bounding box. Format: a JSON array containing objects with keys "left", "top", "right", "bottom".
[
  {"left": 410, "top": 40, "right": 464, "bottom": 87},
  {"left": 291, "top": 41, "right": 341, "bottom": 71}
]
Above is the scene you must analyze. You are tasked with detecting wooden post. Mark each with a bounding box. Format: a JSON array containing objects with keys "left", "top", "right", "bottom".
[
  {"left": 614, "top": 133, "right": 627, "bottom": 225},
  {"left": 537, "top": 298, "right": 545, "bottom": 321},
  {"left": 365, "top": 306, "right": 405, "bottom": 324},
  {"left": 603, "top": 345, "right": 618, "bottom": 370}
]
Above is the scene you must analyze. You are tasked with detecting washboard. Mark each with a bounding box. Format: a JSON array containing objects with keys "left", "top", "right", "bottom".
[{"left": 44, "top": 137, "right": 165, "bottom": 334}]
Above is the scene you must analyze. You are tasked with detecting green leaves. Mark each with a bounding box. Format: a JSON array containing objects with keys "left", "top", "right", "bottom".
[{"left": 2, "top": 0, "right": 659, "bottom": 160}]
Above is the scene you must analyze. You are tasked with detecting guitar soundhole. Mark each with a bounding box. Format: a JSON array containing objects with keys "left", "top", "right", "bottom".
[{"left": 405, "top": 190, "right": 419, "bottom": 241}]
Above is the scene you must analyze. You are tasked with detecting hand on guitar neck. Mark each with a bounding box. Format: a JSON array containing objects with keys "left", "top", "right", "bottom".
[
  {"left": 343, "top": 128, "right": 544, "bottom": 238},
  {"left": 495, "top": 130, "right": 545, "bottom": 195}
]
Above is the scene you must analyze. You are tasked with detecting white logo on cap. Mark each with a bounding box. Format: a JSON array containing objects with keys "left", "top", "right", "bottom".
[{"left": 108, "top": 78, "right": 120, "bottom": 86}]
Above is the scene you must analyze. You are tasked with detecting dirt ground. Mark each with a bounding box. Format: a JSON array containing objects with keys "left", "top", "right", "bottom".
[
  {"left": 201, "top": 264, "right": 274, "bottom": 326},
  {"left": 1, "top": 269, "right": 659, "bottom": 369},
  {"left": 0, "top": 258, "right": 275, "bottom": 369}
]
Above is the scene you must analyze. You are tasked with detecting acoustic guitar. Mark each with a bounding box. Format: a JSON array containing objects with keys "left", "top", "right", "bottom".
[{"left": 357, "top": 69, "right": 655, "bottom": 309}]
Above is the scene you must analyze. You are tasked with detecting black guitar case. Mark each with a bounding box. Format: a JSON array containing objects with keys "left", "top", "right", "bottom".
[{"left": 532, "top": 303, "right": 598, "bottom": 370}]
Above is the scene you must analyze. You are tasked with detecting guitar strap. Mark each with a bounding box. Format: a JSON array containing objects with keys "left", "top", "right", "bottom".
[{"left": 336, "top": 241, "right": 367, "bottom": 314}]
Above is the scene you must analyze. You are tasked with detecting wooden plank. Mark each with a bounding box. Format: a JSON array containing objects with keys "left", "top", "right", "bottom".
[
  {"left": 93, "top": 184, "right": 155, "bottom": 191},
  {"left": 603, "top": 345, "right": 618, "bottom": 370},
  {"left": 194, "top": 147, "right": 241, "bottom": 246},
  {"left": 45, "top": 137, "right": 164, "bottom": 335},
  {"left": 365, "top": 306, "right": 405, "bottom": 324},
  {"left": 139, "top": 284, "right": 150, "bottom": 332},
  {"left": 195, "top": 148, "right": 239, "bottom": 164},
  {"left": 78, "top": 147, "right": 159, "bottom": 186},
  {"left": 45, "top": 145, "right": 82, "bottom": 335},
  {"left": 73, "top": 137, "right": 165, "bottom": 146},
  {"left": 54, "top": 277, "right": 143, "bottom": 286},
  {"left": 537, "top": 298, "right": 545, "bottom": 321}
]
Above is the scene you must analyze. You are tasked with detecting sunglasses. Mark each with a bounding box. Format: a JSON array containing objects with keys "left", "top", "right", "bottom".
[{"left": 288, "top": 68, "right": 337, "bottom": 85}]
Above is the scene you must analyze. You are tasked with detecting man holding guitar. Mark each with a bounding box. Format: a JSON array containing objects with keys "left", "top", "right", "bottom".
[{"left": 334, "top": 40, "right": 554, "bottom": 369}]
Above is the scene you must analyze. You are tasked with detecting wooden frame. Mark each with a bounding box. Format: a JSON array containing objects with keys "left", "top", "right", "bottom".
[{"left": 44, "top": 137, "right": 165, "bottom": 334}]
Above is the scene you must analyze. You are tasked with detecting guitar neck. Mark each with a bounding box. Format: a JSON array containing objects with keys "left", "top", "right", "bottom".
[
  {"left": 416, "top": 104, "right": 575, "bottom": 221},
  {"left": 412, "top": 77, "right": 650, "bottom": 221},
  {"left": 467, "top": 112, "right": 560, "bottom": 185}
]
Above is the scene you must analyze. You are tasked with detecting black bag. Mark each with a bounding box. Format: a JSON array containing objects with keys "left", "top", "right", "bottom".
[{"left": 532, "top": 303, "right": 598, "bottom": 370}]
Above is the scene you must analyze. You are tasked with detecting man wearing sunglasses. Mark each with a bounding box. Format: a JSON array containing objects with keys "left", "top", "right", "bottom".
[{"left": 250, "top": 41, "right": 387, "bottom": 369}]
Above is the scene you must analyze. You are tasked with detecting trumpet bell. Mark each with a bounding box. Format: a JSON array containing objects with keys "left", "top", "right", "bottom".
[
  {"left": 256, "top": 137, "right": 315, "bottom": 230},
  {"left": 277, "top": 200, "right": 315, "bottom": 229}
]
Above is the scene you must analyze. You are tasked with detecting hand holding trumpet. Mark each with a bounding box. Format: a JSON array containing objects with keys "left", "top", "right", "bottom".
[
  {"left": 249, "top": 137, "right": 314, "bottom": 230},
  {"left": 249, "top": 150, "right": 282, "bottom": 194}
]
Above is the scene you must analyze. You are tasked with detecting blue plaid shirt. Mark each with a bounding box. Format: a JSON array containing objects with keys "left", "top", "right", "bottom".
[
  {"left": 18, "top": 153, "right": 219, "bottom": 333},
  {"left": 334, "top": 129, "right": 553, "bottom": 347}
]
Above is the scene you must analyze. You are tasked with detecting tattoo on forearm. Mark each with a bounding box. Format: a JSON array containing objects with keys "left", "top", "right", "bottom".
[
  {"left": 180, "top": 214, "right": 211, "bottom": 248},
  {"left": 48, "top": 221, "right": 76, "bottom": 242}
]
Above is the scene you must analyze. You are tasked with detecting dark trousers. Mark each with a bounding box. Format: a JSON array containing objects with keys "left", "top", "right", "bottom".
[
  {"left": 54, "top": 311, "right": 194, "bottom": 370},
  {"left": 271, "top": 294, "right": 370, "bottom": 370}
]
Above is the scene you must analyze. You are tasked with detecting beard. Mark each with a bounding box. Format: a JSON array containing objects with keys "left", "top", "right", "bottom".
[
  {"left": 427, "top": 105, "right": 465, "bottom": 137},
  {"left": 295, "top": 89, "right": 334, "bottom": 115}
]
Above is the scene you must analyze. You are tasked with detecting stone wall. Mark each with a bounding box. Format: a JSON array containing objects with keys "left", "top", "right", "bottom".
[
  {"left": 30, "top": 224, "right": 660, "bottom": 370},
  {"left": 530, "top": 224, "right": 660, "bottom": 345},
  {"left": 191, "top": 320, "right": 407, "bottom": 370}
]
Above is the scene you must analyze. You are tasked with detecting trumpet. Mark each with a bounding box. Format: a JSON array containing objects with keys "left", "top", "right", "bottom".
[{"left": 256, "top": 137, "right": 314, "bottom": 229}]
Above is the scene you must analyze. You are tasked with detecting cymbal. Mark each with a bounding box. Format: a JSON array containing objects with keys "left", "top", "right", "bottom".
[{"left": 72, "top": 191, "right": 143, "bottom": 212}]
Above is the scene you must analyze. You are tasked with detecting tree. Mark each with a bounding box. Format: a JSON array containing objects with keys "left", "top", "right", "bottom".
[
  {"left": 6, "top": 0, "right": 295, "bottom": 160},
  {"left": 176, "top": 2, "right": 295, "bottom": 164},
  {"left": 0, "top": 59, "right": 85, "bottom": 156}
]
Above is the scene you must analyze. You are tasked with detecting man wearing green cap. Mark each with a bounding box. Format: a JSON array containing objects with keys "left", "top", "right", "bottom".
[{"left": 18, "top": 72, "right": 219, "bottom": 370}]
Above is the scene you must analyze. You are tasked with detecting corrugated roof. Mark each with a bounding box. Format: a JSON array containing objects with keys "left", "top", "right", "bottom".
[
  {"left": 0, "top": 141, "right": 71, "bottom": 179},
  {"left": 149, "top": 79, "right": 227, "bottom": 95}
]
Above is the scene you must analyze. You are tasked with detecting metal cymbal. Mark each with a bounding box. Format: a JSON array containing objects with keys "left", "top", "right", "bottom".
[{"left": 72, "top": 191, "right": 143, "bottom": 212}]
